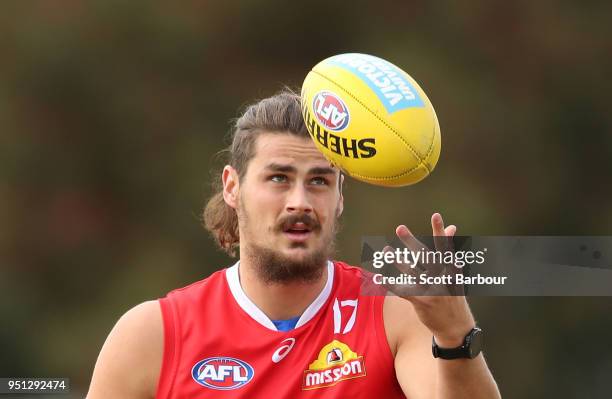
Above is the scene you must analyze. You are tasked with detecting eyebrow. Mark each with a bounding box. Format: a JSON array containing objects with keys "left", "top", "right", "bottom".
[
  {"left": 264, "top": 163, "right": 336, "bottom": 175},
  {"left": 308, "top": 166, "right": 336, "bottom": 175}
]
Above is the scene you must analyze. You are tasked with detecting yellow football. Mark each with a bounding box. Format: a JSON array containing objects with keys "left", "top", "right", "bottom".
[{"left": 301, "top": 53, "right": 441, "bottom": 187}]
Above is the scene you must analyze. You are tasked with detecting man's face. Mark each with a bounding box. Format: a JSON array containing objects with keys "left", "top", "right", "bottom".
[{"left": 225, "top": 132, "right": 343, "bottom": 283}]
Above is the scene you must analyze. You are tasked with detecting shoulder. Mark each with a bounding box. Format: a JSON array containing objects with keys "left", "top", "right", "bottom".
[
  {"left": 87, "top": 301, "right": 163, "bottom": 399},
  {"left": 114, "top": 300, "right": 163, "bottom": 343}
]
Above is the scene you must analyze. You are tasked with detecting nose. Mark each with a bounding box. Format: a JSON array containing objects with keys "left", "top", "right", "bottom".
[{"left": 285, "top": 184, "right": 313, "bottom": 214}]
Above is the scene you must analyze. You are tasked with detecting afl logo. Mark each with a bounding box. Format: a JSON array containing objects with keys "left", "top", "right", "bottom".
[
  {"left": 192, "top": 357, "right": 254, "bottom": 390},
  {"left": 313, "top": 91, "right": 350, "bottom": 132}
]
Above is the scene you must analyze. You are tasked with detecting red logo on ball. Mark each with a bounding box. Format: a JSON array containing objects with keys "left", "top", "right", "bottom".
[{"left": 312, "top": 91, "right": 350, "bottom": 131}]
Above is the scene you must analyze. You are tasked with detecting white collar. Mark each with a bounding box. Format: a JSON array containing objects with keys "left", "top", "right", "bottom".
[{"left": 225, "top": 260, "right": 334, "bottom": 331}]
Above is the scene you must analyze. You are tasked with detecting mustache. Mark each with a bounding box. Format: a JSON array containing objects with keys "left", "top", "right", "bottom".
[{"left": 277, "top": 214, "right": 321, "bottom": 232}]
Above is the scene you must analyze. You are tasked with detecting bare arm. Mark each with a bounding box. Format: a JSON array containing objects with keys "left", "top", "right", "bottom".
[
  {"left": 385, "top": 295, "right": 501, "bottom": 399},
  {"left": 384, "top": 213, "right": 501, "bottom": 399},
  {"left": 87, "top": 301, "right": 163, "bottom": 399}
]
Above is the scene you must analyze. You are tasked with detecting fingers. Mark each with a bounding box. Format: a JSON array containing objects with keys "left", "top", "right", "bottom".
[
  {"left": 383, "top": 245, "right": 408, "bottom": 274},
  {"left": 380, "top": 245, "right": 422, "bottom": 299},
  {"left": 431, "top": 213, "right": 446, "bottom": 236},
  {"left": 432, "top": 213, "right": 454, "bottom": 252},
  {"left": 396, "top": 224, "right": 427, "bottom": 253},
  {"left": 389, "top": 215, "right": 464, "bottom": 298},
  {"left": 433, "top": 214, "right": 457, "bottom": 237},
  {"left": 396, "top": 216, "right": 457, "bottom": 252}
]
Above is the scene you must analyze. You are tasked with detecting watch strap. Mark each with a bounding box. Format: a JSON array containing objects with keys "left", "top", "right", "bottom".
[{"left": 432, "top": 327, "right": 482, "bottom": 360}]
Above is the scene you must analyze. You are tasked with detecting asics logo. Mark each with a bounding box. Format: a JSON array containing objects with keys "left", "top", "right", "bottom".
[{"left": 272, "top": 338, "right": 296, "bottom": 363}]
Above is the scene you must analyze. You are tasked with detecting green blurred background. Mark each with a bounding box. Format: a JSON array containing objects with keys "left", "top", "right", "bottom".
[{"left": 1, "top": 1, "right": 611, "bottom": 398}]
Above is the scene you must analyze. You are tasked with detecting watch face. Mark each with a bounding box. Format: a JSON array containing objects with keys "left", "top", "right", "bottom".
[{"left": 468, "top": 328, "right": 483, "bottom": 358}]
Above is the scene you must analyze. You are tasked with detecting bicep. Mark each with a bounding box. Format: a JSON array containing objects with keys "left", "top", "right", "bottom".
[
  {"left": 384, "top": 296, "right": 437, "bottom": 399},
  {"left": 87, "top": 301, "right": 163, "bottom": 399}
]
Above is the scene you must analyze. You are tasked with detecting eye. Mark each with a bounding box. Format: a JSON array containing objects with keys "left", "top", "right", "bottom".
[
  {"left": 310, "top": 176, "right": 329, "bottom": 186},
  {"left": 270, "top": 174, "right": 288, "bottom": 183}
]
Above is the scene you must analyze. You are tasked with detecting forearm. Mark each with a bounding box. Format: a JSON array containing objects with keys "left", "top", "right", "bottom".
[{"left": 436, "top": 354, "right": 501, "bottom": 399}]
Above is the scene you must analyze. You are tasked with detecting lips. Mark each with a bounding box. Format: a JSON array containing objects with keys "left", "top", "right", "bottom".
[
  {"left": 279, "top": 215, "right": 319, "bottom": 232},
  {"left": 283, "top": 223, "right": 311, "bottom": 242},
  {"left": 284, "top": 223, "right": 311, "bottom": 234},
  {"left": 279, "top": 218, "right": 318, "bottom": 243},
  {"left": 283, "top": 231, "right": 311, "bottom": 243}
]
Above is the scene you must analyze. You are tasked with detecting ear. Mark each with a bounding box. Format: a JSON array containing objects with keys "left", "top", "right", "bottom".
[
  {"left": 222, "top": 165, "right": 240, "bottom": 209},
  {"left": 336, "top": 173, "right": 344, "bottom": 218}
]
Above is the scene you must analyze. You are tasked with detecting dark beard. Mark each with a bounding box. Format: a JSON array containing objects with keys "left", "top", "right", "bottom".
[
  {"left": 245, "top": 238, "right": 334, "bottom": 284},
  {"left": 237, "top": 196, "right": 340, "bottom": 284}
]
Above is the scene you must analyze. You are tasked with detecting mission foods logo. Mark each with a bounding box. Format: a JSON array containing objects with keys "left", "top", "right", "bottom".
[
  {"left": 302, "top": 340, "right": 366, "bottom": 390},
  {"left": 313, "top": 91, "right": 350, "bottom": 132},
  {"left": 192, "top": 357, "right": 254, "bottom": 390},
  {"left": 328, "top": 53, "right": 424, "bottom": 114}
]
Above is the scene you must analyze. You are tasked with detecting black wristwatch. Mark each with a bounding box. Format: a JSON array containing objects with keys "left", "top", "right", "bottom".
[{"left": 432, "top": 327, "right": 483, "bottom": 360}]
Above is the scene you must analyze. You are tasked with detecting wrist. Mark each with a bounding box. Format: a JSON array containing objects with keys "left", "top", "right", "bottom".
[
  {"left": 433, "top": 324, "right": 476, "bottom": 348},
  {"left": 432, "top": 326, "right": 484, "bottom": 360}
]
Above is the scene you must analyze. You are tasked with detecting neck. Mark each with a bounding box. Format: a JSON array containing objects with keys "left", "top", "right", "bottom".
[{"left": 237, "top": 257, "right": 329, "bottom": 321}]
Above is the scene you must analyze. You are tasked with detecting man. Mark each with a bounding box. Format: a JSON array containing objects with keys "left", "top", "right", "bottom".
[{"left": 88, "top": 90, "right": 501, "bottom": 398}]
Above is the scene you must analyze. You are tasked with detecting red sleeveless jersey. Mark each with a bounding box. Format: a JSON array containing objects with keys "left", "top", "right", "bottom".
[{"left": 156, "top": 261, "right": 407, "bottom": 399}]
